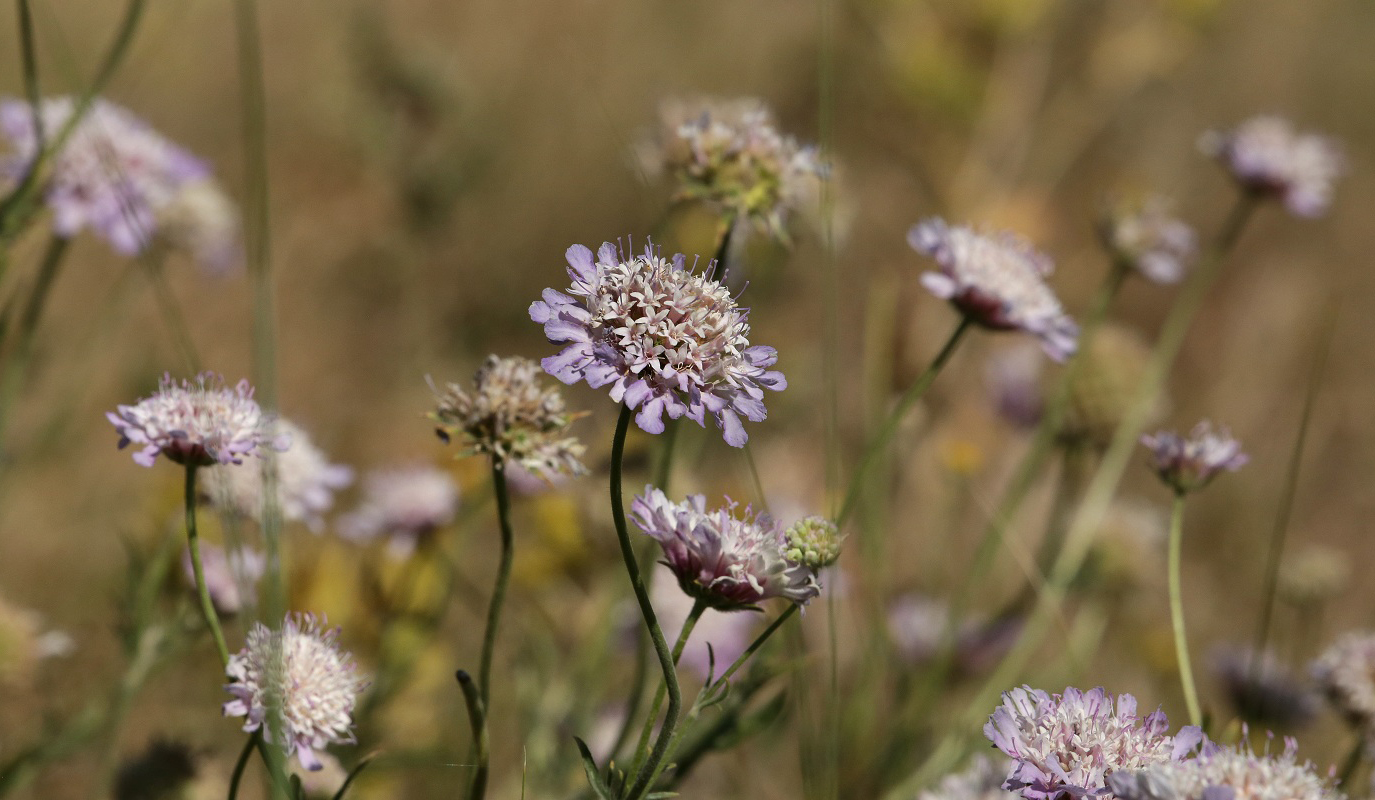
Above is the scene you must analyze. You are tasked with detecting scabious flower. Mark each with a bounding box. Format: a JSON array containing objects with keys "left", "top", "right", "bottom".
[
  {"left": 337, "top": 465, "right": 459, "bottom": 556},
  {"left": 908, "top": 219, "right": 1078, "bottom": 361},
  {"left": 630, "top": 486, "right": 819, "bottom": 610},
  {"left": 223, "top": 613, "right": 369, "bottom": 771},
  {"left": 202, "top": 418, "right": 353, "bottom": 532},
  {"left": 1100, "top": 195, "right": 1197, "bottom": 285},
  {"left": 530, "top": 240, "right": 786, "bottom": 447},
  {"left": 430, "top": 354, "right": 587, "bottom": 480},
  {"left": 107, "top": 373, "right": 285, "bottom": 468},
  {"left": 1199, "top": 116, "right": 1344, "bottom": 218},
  {"left": 919, "top": 755, "right": 1021, "bottom": 800},
  {"left": 1140, "top": 421, "right": 1247, "bottom": 494},
  {"left": 783, "top": 516, "right": 844, "bottom": 570},
  {"left": 181, "top": 543, "right": 266, "bottom": 616},
  {"left": 637, "top": 97, "right": 825, "bottom": 242},
  {"left": 1107, "top": 738, "right": 1339, "bottom": 800},
  {"left": 1311, "top": 630, "right": 1375, "bottom": 735},
  {"left": 1210, "top": 645, "right": 1319, "bottom": 730},
  {"left": 984, "top": 686, "right": 1200, "bottom": 800},
  {"left": 154, "top": 177, "right": 243, "bottom": 273}
]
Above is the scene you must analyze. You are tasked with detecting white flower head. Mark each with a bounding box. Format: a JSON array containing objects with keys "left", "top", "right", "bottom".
[
  {"left": 202, "top": 418, "right": 353, "bottom": 532},
  {"left": 108, "top": 372, "right": 286, "bottom": 468},
  {"left": 1108, "top": 737, "right": 1339, "bottom": 800},
  {"left": 337, "top": 465, "right": 459, "bottom": 556},
  {"left": 1200, "top": 116, "right": 1344, "bottom": 218}
]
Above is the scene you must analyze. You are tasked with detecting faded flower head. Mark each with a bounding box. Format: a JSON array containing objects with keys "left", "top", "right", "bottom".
[
  {"left": 638, "top": 97, "right": 825, "bottom": 242},
  {"left": 337, "top": 465, "right": 458, "bottom": 556},
  {"left": 182, "top": 543, "right": 266, "bottom": 616},
  {"left": 630, "top": 486, "right": 819, "bottom": 610},
  {"left": 531, "top": 240, "right": 786, "bottom": 447},
  {"left": 1107, "top": 737, "right": 1339, "bottom": 800},
  {"left": 783, "top": 516, "right": 843, "bottom": 570},
  {"left": 1101, "top": 195, "right": 1197, "bottom": 285},
  {"left": 108, "top": 372, "right": 285, "bottom": 468},
  {"left": 1064, "top": 324, "right": 1164, "bottom": 448},
  {"left": 1200, "top": 116, "right": 1344, "bottom": 217},
  {"left": 984, "top": 686, "right": 1200, "bottom": 800},
  {"left": 1278, "top": 544, "right": 1350, "bottom": 608},
  {"left": 1211, "top": 645, "right": 1319, "bottom": 730},
  {"left": 909, "top": 218, "right": 1078, "bottom": 361},
  {"left": 430, "top": 354, "right": 587, "bottom": 480},
  {"left": 1141, "top": 421, "right": 1247, "bottom": 494},
  {"left": 919, "top": 755, "right": 1021, "bottom": 800},
  {"left": 202, "top": 418, "right": 353, "bottom": 532},
  {"left": 1311, "top": 630, "right": 1375, "bottom": 734}
]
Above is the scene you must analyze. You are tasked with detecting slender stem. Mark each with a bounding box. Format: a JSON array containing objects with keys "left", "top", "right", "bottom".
[
  {"left": 838, "top": 315, "right": 973, "bottom": 525},
  {"left": 0, "top": 234, "right": 70, "bottom": 449},
  {"left": 714, "top": 604, "right": 798, "bottom": 687},
  {"left": 1167, "top": 492, "right": 1201, "bottom": 726},
  {"left": 183, "top": 464, "right": 230, "bottom": 666},
  {"left": 653, "top": 417, "right": 681, "bottom": 495},
  {"left": 456, "top": 670, "right": 490, "bottom": 800},
  {"left": 478, "top": 459, "right": 515, "bottom": 709},
  {"left": 712, "top": 214, "right": 735, "bottom": 275},
  {"left": 630, "top": 599, "right": 707, "bottom": 778},
  {"left": 1338, "top": 733, "right": 1365, "bottom": 789},
  {"left": 227, "top": 732, "right": 259, "bottom": 800},
  {"left": 16, "top": 0, "right": 43, "bottom": 151}
]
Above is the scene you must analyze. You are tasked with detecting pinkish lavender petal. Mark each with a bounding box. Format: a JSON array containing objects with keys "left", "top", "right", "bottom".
[
  {"left": 1200, "top": 116, "right": 1344, "bottom": 218},
  {"left": 1140, "top": 421, "right": 1247, "bottom": 494},
  {"left": 108, "top": 373, "right": 283, "bottom": 468}
]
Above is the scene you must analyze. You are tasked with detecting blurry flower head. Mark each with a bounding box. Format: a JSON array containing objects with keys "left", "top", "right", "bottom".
[
  {"left": 986, "top": 342, "right": 1047, "bottom": 430},
  {"left": 181, "top": 543, "right": 266, "bottom": 617},
  {"left": 154, "top": 178, "right": 243, "bottom": 273},
  {"left": 531, "top": 240, "right": 786, "bottom": 447},
  {"left": 638, "top": 96, "right": 825, "bottom": 242},
  {"left": 650, "top": 566, "right": 757, "bottom": 677},
  {"left": 1278, "top": 544, "right": 1350, "bottom": 608},
  {"left": 1107, "top": 737, "right": 1338, "bottom": 800},
  {"left": 430, "top": 354, "right": 587, "bottom": 480},
  {"left": 984, "top": 686, "right": 1199, "bottom": 800},
  {"left": 919, "top": 755, "right": 1021, "bottom": 800},
  {"left": 783, "top": 516, "right": 844, "bottom": 570},
  {"left": 1210, "top": 645, "right": 1319, "bottom": 730},
  {"left": 1064, "top": 325, "right": 1163, "bottom": 448},
  {"left": 202, "top": 418, "right": 353, "bottom": 532},
  {"left": 1140, "top": 421, "right": 1247, "bottom": 494},
  {"left": 909, "top": 218, "right": 1078, "bottom": 361},
  {"left": 223, "top": 613, "right": 369, "bottom": 772},
  {"left": 0, "top": 594, "right": 73, "bottom": 688},
  {"left": 1081, "top": 499, "right": 1167, "bottom": 594},
  {"left": 108, "top": 372, "right": 286, "bottom": 468},
  {"left": 1200, "top": 116, "right": 1344, "bottom": 217},
  {"left": 1311, "top": 630, "right": 1375, "bottom": 734},
  {"left": 630, "top": 486, "right": 819, "bottom": 610},
  {"left": 337, "top": 465, "right": 458, "bottom": 557},
  {"left": 1100, "top": 195, "right": 1197, "bottom": 285}
]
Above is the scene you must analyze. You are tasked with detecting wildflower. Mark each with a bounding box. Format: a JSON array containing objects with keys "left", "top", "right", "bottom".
[
  {"left": 1311, "top": 630, "right": 1375, "bottom": 735},
  {"left": 1100, "top": 195, "right": 1197, "bottom": 285},
  {"left": 986, "top": 342, "right": 1047, "bottom": 430},
  {"left": 430, "top": 354, "right": 587, "bottom": 480},
  {"left": 223, "top": 613, "right": 369, "bottom": 771},
  {"left": 1200, "top": 116, "right": 1344, "bottom": 217},
  {"left": 650, "top": 567, "right": 756, "bottom": 677},
  {"left": 154, "top": 178, "right": 243, "bottom": 273},
  {"left": 337, "top": 465, "right": 458, "bottom": 556},
  {"left": 1278, "top": 544, "right": 1350, "bottom": 608},
  {"left": 984, "top": 686, "right": 1200, "bottom": 800},
  {"left": 630, "top": 486, "right": 819, "bottom": 610},
  {"left": 1210, "top": 645, "right": 1318, "bottom": 729},
  {"left": 637, "top": 97, "right": 825, "bottom": 241},
  {"left": 180, "top": 543, "right": 266, "bottom": 616},
  {"left": 919, "top": 755, "right": 1021, "bottom": 800},
  {"left": 908, "top": 218, "right": 1078, "bottom": 361},
  {"left": 1064, "top": 324, "right": 1163, "bottom": 448},
  {"left": 530, "top": 240, "right": 786, "bottom": 447},
  {"left": 202, "top": 418, "right": 353, "bottom": 532},
  {"left": 1107, "top": 737, "right": 1339, "bottom": 800},
  {"left": 1140, "top": 421, "right": 1247, "bottom": 494},
  {"left": 107, "top": 372, "right": 285, "bottom": 468},
  {"left": 783, "top": 516, "right": 844, "bottom": 570}
]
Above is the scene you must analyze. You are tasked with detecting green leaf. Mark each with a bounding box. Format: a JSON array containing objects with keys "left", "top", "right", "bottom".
[
  {"left": 332, "top": 751, "right": 379, "bottom": 800},
  {"left": 574, "top": 736, "right": 616, "bottom": 800}
]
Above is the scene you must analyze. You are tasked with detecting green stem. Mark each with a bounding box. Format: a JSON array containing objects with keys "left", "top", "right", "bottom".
[
  {"left": 0, "top": 234, "right": 70, "bottom": 449},
  {"left": 1167, "top": 492, "right": 1201, "bottom": 727},
  {"left": 630, "top": 599, "right": 707, "bottom": 778},
  {"left": 227, "top": 732, "right": 259, "bottom": 800},
  {"left": 713, "top": 604, "right": 798, "bottom": 687},
  {"left": 16, "top": 0, "right": 43, "bottom": 152},
  {"left": 456, "top": 670, "right": 490, "bottom": 800},
  {"left": 478, "top": 459, "right": 515, "bottom": 709},
  {"left": 838, "top": 315, "right": 973, "bottom": 525},
  {"left": 712, "top": 214, "right": 735, "bottom": 275},
  {"left": 183, "top": 463, "right": 230, "bottom": 666}
]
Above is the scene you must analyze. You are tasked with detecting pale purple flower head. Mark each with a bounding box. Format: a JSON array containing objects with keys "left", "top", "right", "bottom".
[
  {"left": 530, "top": 240, "right": 786, "bottom": 447},
  {"left": 1311, "top": 630, "right": 1375, "bottom": 735},
  {"left": 1101, "top": 196, "right": 1197, "bottom": 285},
  {"left": 909, "top": 219, "right": 1078, "bottom": 361},
  {"left": 181, "top": 543, "right": 266, "bottom": 616},
  {"left": 1107, "top": 737, "right": 1339, "bottom": 800},
  {"left": 223, "top": 613, "right": 369, "bottom": 772},
  {"left": 1140, "top": 421, "right": 1247, "bottom": 494},
  {"left": 1200, "top": 116, "right": 1344, "bottom": 218},
  {"left": 202, "top": 418, "right": 353, "bottom": 532},
  {"left": 630, "top": 486, "right": 819, "bottom": 610},
  {"left": 984, "top": 686, "right": 1201, "bottom": 800},
  {"left": 107, "top": 373, "right": 286, "bottom": 468},
  {"left": 337, "top": 465, "right": 459, "bottom": 556}
]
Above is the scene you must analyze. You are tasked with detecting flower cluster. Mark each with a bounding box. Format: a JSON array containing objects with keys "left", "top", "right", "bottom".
[
  {"left": 531, "top": 241, "right": 786, "bottom": 447},
  {"left": 181, "top": 543, "right": 266, "bottom": 616},
  {"left": 201, "top": 418, "right": 353, "bottom": 531},
  {"left": 1107, "top": 738, "right": 1338, "bottom": 800},
  {"left": 782, "top": 516, "right": 843, "bottom": 570},
  {"left": 909, "top": 219, "right": 1079, "bottom": 361},
  {"left": 1100, "top": 195, "right": 1197, "bottom": 285},
  {"left": 108, "top": 373, "right": 285, "bottom": 468},
  {"left": 1140, "top": 421, "right": 1248, "bottom": 494},
  {"left": 430, "top": 354, "right": 587, "bottom": 480},
  {"left": 630, "top": 486, "right": 820, "bottom": 610},
  {"left": 1311, "top": 630, "right": 1375, "bottom": 734},
  {"left": 338, "top": 465, "right": 459, "bottom": 556},
  {"left": 223, "top": 613, "right": 369, "bottom": 772},
  {"left": 1200, "top": 116, "right": 1344, "bottom": 218}
]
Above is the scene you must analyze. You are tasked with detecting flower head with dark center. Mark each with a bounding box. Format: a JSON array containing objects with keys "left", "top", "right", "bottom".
[
  {"left": 108, "top": 373, "right": 285, "bottom": 468},
  {"left": 1107, "top": 737, "right": 1339, "bottom": 800},
  {"left": 202, "top": 418, "right": 352, "bottom": 532},
  {"left": 1141, "top": 421, "right": 1247, "bottom": 494},
  {"left": 531, "top": 240, "right": 785, "bottom": 447},
  {"left": 1200, "top": 116, "right": 1344, "bottom": 218}
]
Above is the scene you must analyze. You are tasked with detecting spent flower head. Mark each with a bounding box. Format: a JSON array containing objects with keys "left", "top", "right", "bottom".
[
  {"left": 1311, "top": 630, "right": 1375, "bottom": 735},
  {"left": 223, "top": 613, "right": 368, "bottom": 771},
  {"left": 1101, "top": 195, "right": 1197, "bottom": 285},
  {"left": 531, "top": 240, "right": 785, "bottom": 447},
  {"left": 909, "top": 218, "right": 1078, "bottom": 361},
  {"left": 181, "top": 543, "right": 266, "bottom": 616},
  {"left": 337, "top": 465, "right": 458, "bottom": 556},
  {"left": 1141, "top": 421, "right": 1247, "bottom": 494},
  {"left": 429, "top": 354, "right": 587, "bottom": 480},
  {"left": 1107, "top": 737, "right": 1339, "bottom": 800},
  {"left": 108, "top": 372, "right": 285, "bottom": 468},
  {"left": 1200, "top": 116, "right": 1344, "bottom": 218},
  {"left": 630, "top": 486, "right": 819, "bottom": 610},
  {"left": 202, "top": 418, "right": 353, "bottom": 532}
]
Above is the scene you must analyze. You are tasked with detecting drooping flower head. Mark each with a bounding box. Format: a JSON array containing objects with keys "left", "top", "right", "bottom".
[
  {"left": 1107, "top": 737, "right": 1340, "bottom": 800},
  {"left": 984, "top": 686, "right": 1200, "bottom": 800},
  {"left": 909, "top": 219, "right": 1079, "bottom": 361},
  {"left": 202, "top": 418, "right": 353, "bottom": 532},
  {"left": 429, "top": 354, "right": 587, "bottom": 480},
  {"left": 1100, "top": 195, "right": 1197, "bottom": 285},
  {"left": 531, "top": 240, "right": 786, "bottom": 447},
  {"left": 181, "top": 543, "right": 266, "bottom": 616},
  {"left": 107, "top": 373, "right": 286, "bottom": 468},
  {"left": 337, "top": 465, "right": 459, "bottom": 556},
  {"left": 1199, "top": 116, "right": 1344, "bottom": 218},
  {"left": 630, "top": 486, "right": 819, "bottom": 610},
  {"left": 1209, "top": 645, "right": 1318, "bottom": 730},
  {"left": 223, "top": 613, "right": 369, "bottom": 771},
  {"left": 1311, "top": 630, "right": 1375, "bottom": 735},
  {"left": 1140, "top": 421, "right": 1247, "bottom": 494}
]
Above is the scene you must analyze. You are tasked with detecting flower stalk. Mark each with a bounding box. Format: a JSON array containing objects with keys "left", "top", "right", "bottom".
[
  {"left": 478, "top": 459, "right": 514, "bottom": 709},
  {"left": 183, "top": 464, "right": 230, "bottom": 666},
  {"left": 1167, "top": 492, "right": 1202, "bottom": 727}
]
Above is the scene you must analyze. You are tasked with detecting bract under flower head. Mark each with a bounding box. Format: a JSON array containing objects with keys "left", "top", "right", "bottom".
[
  {"left": 1101, "top": 195, "right": 1197, "bottom": 285},
  {"left": 1140, "top": 421, "right": 1247, "bottom": 494},
  {"left": 1107, "top": 737, "right": 1339, "bottom": 800},
  {"left": 202, "top": 418, "right": 353, "bottom": 532},
  {"left": 430, "top": 354, "right": 587, "bottom": 480},
  {"left": 630, "top": 486, "right": 819, "bottom": 610},
  {"left": 531, "top": 240, "right": 786, "bottom": 447},
  {"left": 107, "top": 372, "right": 285, "bottom": 468},
  {"left": 1200, "top": 116, "right": 1344, "bottom": 218},
  {"left": 909, "top": 219, "right": 1078, "bottom": 362},
  {"left": 984, "top": 685, "right": 1200, "bottom": 800},
  {"left": 223, "top": 613, "right": 369, "bottom": 772},
  {"left": 337, "top": 465, "right": 459, "bottom": 557},
  {"left": 1311, "top": 630, "right": 1375, "bottom": 735}
]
